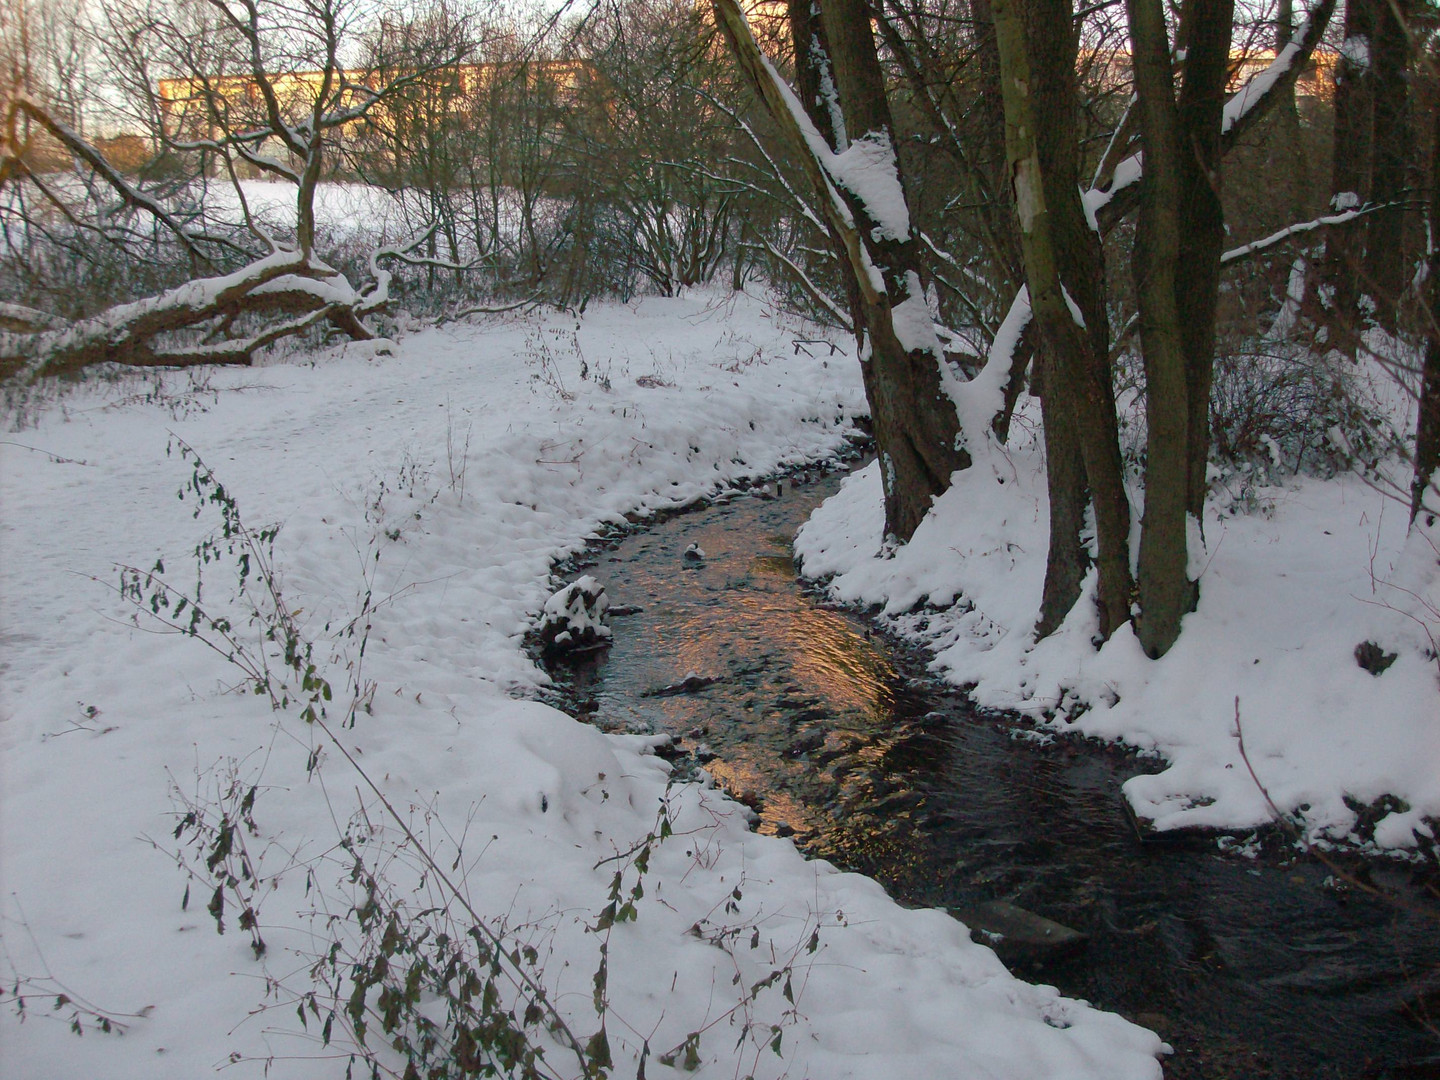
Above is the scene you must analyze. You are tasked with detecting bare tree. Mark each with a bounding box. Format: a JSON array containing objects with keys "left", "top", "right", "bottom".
[
  {"left": 568, "top": 0, "right": 748, "bottom": 299},
  {"left": 991, "top": 0, "right": 1133, "bottom": 637},
  {"left": 348, "top": 2, "right": 481, "bottom": 291},
  {"left": 1412, "top": 75, "right": 1440, "bottom": 521},
  {"left": 0, "top": 0, "right": 469, "bottom": 380},
  {"left": 714, "top": 0, "right": 970, "bottom": 542}
]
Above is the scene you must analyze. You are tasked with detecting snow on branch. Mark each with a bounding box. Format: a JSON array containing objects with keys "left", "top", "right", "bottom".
[
  {"left": 953, "top": 285, "right": 1032, "bottom": 451},
  {"left": 1084, "top": 0, "right": 1337, "bottom": 225},
  {"left": 0, "top": 247, "right": 385, "bottom": 381},
  {"left": 745, "top": 238, "right": 853, "bottom": 331},
  {"left": 442, "top": 296, "right": 545, "bottom": 324},
  {"left": 0, "top": 303, "right": 64, "bottom": 333},
  {"left": 1220, "top": 205, "right": 1379, "bottom": 264},
  {"left": 709, "top": 0, "right": 877, "bottom": 303}
]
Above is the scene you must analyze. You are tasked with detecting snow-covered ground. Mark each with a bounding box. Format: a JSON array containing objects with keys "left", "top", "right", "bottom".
[
  {"left": 0, "top": 292, "right": 1166, "bottom": 1079},
  {"left": 795, "top": 363, "right": 1440, "bottom": 852}
]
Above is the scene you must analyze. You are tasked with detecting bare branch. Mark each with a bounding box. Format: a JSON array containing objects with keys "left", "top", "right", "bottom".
[
  {"left": 2, "top": 249, "right": 322, "bottom": 379},
  {"left": 743, "top": 238, "right": 851, "bottom": 330},
  {"left": 2, "top": 97, "right": 220, "bottom": 268},
  {"left": 1220, "top": 205, "right": 1384, "bottom": 265},
  {"left": 1087, "top": 0, "right": 1338, "bottom": 230}
]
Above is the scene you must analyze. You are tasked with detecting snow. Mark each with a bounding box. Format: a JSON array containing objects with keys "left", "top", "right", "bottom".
[
  {"left": 1266, "top": 257, "right": 1308, "bottom": 339},
  {"left": 1060, "top": 284, "right": 1087, "bottom": 330},
  {"left": 817, "top": 66, "right": 849, "bottom": 151},
  {"left": 795, "top": 387, "right": 1440, "bottom": 851},
  {"left": 540, "top": 575, "right": 611, "bottom": 649},
  {"left": 827, "top": 132, "right": 912, "bottom": 242},
  {"left": 48, "top": 248, "right": 306, "bottom": 341},
  {"left": 755, "top": 51, "right": 861, "bottom": 240},
  {"left": 1222, "top": 39, "right": 1304, "bottom": 134},
  {"left": 952, "top": 286, "right": 1031, "bottom": 453},
  {"left": 889, "top": 271, "right": 939, "bottom": 355},
  {"left": 0, "top": 290, "right": 1165, "bottom": 1079},
  {"left": 1221, "top": 207, "right": 1366, "bottom": 265},
  {"left": 751, "top": 50, "right": 910, "bottom": 245},
  {"left": 1082, "top": 154, "right": 1143, "bottom": 217}
]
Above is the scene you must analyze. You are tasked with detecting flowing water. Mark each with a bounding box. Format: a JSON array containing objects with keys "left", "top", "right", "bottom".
[{"left": 549, "top": 464, "right": 1440, "bottom": 1080}]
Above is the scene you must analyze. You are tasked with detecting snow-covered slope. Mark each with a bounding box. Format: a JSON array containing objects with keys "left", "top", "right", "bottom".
[{"left": 0, "top": 292, "right": 1164, "bottom": 1079}]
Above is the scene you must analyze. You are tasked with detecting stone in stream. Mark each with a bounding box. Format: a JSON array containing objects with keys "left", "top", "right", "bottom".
[
  {"left": 785, "top": 730, "right": 827, "bottom": 758},
  {"left": 643, "top": 672, "right": 720, "bottom": 697},
  {"left": 952, "top": 900, "right": 1087, "bottom": 966}
]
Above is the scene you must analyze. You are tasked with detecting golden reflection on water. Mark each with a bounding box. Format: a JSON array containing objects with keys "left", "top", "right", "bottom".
[
  {"left": 658, "top": 575, "right": 897, "bottom": 726},
  {"left": 588, "top": 480, "right": 920, "bottom": 856},
  {"left": 748, "top": 554, "right": 795, "bottom": 576},
  {"left": 705, "top": 757, "right": 823, "bottom": 836},
  {"left": 755, "top": 598, "right": 897, "bottom": 721}
]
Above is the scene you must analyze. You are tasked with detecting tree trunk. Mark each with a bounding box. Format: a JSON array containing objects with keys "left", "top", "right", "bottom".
[
  {"left": 1175, "top": 0, "right": 1234, "bottom": 521},
  {"left": 992, "top": 0, "right": 1134, "bottom": 638},
  {"left": 716, "top": 0, "right": 967, "bottom": 542},
  {"left": 873, "top": 0, "right": 1023, "bottom": 309},
  {"left": 1314, "top": 0, "right": 1373, "bottom": 350},
  {"left": 1127, "top": 0, "right": 1192, "bottom": 658},
  {"left": 1034, "top": 353, "right": 1092, "bottom": 636},
  {"left": 789, "top": 0, "right": 867, "bottom": 351},
  {"left": 821, "top": 0, "right": 971, "bottom": 539},
  {"left": 969, "top": 0, "right": 1014, "bottom": 237},
  {"left": 1412, "top": 103, "right": 1440, "bottom": 521},
  {"left": 1272, "top": 0, "right": 1310, "bottom": 225},
  {"left": 1363, "top": 0, "right": 1412, "bottom": 329}
]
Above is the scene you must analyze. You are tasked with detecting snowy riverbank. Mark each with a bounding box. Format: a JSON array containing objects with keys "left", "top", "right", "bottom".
[
  {"left": 796, "top": 383, "right": 1440, "bottom": 852},
  {"left": 0, "top": 292, "right": 1165, "bottom": 1079}
]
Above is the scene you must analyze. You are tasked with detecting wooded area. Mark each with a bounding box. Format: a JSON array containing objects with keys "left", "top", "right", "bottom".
[{"left": 1, "top": 0, "right": 1437, "bottom": 658}]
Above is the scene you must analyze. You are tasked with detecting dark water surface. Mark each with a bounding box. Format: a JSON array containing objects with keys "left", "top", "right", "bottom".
[{"left": 552, "top": 466, "right": 1440, "bottom": 1080}]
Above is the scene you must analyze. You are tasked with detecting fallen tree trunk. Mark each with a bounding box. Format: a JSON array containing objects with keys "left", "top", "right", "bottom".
[{"left": 0, "top": 249, "right": 382, "bottom": 381}]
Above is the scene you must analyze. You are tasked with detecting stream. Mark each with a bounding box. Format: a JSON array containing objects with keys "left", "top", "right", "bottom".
[{"left": 549, "top": 463, "right": 1440, "bottom": 1080}]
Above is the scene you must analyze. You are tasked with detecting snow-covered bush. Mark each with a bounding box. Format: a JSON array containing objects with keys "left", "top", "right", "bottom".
[
  {"left": 1112, "top": 334, "right": 1410, "bottom": 510},
  {"left": 538, "top": 576, "right": 612, "bottom": 654},
  {"left": 1209, "top": 342, "right": 1407, "bottom": 480}
]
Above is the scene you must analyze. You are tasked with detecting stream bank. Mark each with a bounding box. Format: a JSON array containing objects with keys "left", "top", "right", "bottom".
[{"left": 541, "top": 463, "right": 1440, "bottom": 1080}]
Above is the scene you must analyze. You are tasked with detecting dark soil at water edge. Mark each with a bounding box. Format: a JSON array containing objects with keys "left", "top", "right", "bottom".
[{"left": 541, "top": 464, "right": 1440, "bottom": 1080}]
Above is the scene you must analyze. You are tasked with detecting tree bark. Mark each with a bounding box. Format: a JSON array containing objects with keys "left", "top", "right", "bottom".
[
  {"left": 1412, "top": 102, "right": 1440, "bottom": 521},
  {"left": 992, "top": 0, "right": 1134, "bottom": 638},
  {"left": 968, "top": 0, "right": 1014, "bottom": 237},
  {"left": 1272, "top": 0, "right": 1310, "bottom": 224},
  {"left": 1175, "top": 0, "right": 1235, "bottom": 520},
  {"left": 789, "top": 0, "right": 867, "bottom": 350},
  {"left": 1127, "top": 0, "right": 1192, "bottom": 658},
  {"left": 1363, "top": 0, "right": 1412, "bottom": 329}
]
